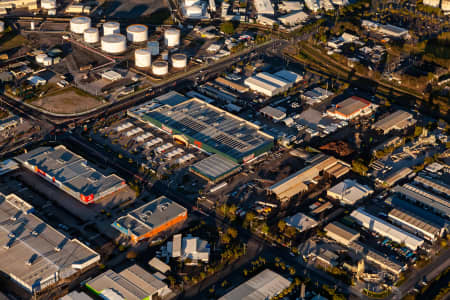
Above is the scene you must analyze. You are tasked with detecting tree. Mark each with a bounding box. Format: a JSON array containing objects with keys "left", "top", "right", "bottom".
[
  {"left": 414, "top": 125, "right": 423, "bottom": 137},
  {"left": 260, "top": 223, "right": 269, "bottom": 235},
  {"left": 221, "top": 233, "right": 231, "bottom": 244},
  {"left": 289, "top": 266, "right": 296, "bottom": 275},
  {"left": 126, "top": 250, "right": 137, "bottom": 260},
  {"left": 167, "top": 275, "right": 176, "bottom": 288},
  {"left": 227, "top": 227, "right": 238, "bottom": 239},
  {"left": 220, "top": 22, "right": 235, "bottom": 35},
  {"left": 277, "top": 220, "right": 286, "bottom": 232},
  {"left": 352, "top": 158, "right": 368, "bottom": 176}
]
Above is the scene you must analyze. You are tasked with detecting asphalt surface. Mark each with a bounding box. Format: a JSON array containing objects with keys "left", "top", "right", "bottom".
[{"left": 2, "top": 32, "right": 449, "bottom": 300}]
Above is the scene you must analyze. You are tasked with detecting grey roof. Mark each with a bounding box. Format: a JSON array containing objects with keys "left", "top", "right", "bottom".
[
  {"left": 393, "top": 184, "right": 450, "bottom": 218},
  {"left": 60, "top": 291, "right": 93, "bottom": 300},
  {"left": 113, "top": 196, "right": 187, "bottom": 237},
  {"left": 87, "top": 265, "right": 168, "bottom": 300},
  {"left": 329, "top": 96, "right": 371, "bottom": 117},
  {"left": 190, "top": 154, "right": 239, "bottom": 180},
  {"left": 15, "top": 146, "right": 125, "bottom": 199},
  {"left": 132, "top": 98, "right": 273, "bottom": 161},
  {"left": 372, "top": 110, "right": 414, "bottom": 133},
  {"left": 219, "top": 269, "right": 291, "bottom": 300},
  {"left": 0, "top": 193, "right": 99, "bottom": 292},
  {"left": 154, "top": 91, "right": 189, "bottom": 106}
]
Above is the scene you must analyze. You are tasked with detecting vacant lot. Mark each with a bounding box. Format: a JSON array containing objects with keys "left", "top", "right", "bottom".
[{"left": 32, "top": 88, "right": 103, "bottom": 114}]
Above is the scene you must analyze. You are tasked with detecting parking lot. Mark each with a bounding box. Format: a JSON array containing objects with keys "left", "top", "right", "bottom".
[{"left": 91, "top": 117, "right": 208, "bottom": 177}]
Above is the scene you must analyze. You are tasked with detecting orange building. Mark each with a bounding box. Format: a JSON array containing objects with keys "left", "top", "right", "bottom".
[{"left": 112, "top": 196, "right": 187, "bottom": 243}]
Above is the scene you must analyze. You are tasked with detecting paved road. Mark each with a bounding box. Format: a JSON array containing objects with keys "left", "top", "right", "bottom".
[{"left": 392, "top": 248, "right": 450, "bottom": 300}]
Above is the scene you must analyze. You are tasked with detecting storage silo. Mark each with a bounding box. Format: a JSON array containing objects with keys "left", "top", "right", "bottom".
[
  {"left": 152, "top": 60, "right": 169, "bottom": 76},
  {"left": 171, "top": 53, "right": 187, "bottom": 69},
  {"left": 36, "top": 53, "right": 48, "bottom": 64},
  {"left": 147, "top": 41, "right": 159, "bottom": 56},
  {"left": 83, "top": 27, "right": 99, "bottom": 43},
  {"left": 103, "top": 21, "right": 120, "bottom": 35},
  {"left": 126, "top": 24, "right": 148, "bottom": 43},
  {"left": 101, "top": 34, "right": 127, "bottom": 54},
  {"left": 42, "top": 56, "right": 53, "bottom": 66},
  {"left": 41, "top": 0, "right": 56, "bottom": 9},
  {"left": 164, "top": 28, "right": 180, "bottom": 47},
  {"left": 135, "top": 48, "right": 151, "bottom": 68},
  {"left": 70, "top": 17, "right": 91, "bottom": 34}
]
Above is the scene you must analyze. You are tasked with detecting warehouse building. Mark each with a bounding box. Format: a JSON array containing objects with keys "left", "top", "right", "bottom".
[
  {"left": 285, "top": 212, "right": 318, "bottom": 232},
  {"left": 190, "top": 154, "right": 240, "bottom": 183},
  {"left": 0, "top": 193, "right": 100, "bottom": 294},
  {"left": 388, "top": 207, "right": 445, "bottom": 242},
  {"left": 215, "top": 77, "right": 249, "bottom": 93},
  {"left": 128, "top": 98, "right": 274, "bottom": 163},
  {"left": 382, "top": 167, "right": 413, "bottom": 187},
  {"left": 112, "top": 196, "right": 187, "bottom": 243},
  {"left": 274, "top": 70, "right": 303, "bottom": 83},
  {"left": 378, "top": 24, "right": 409, "bottom": 39},
  {"left": 351, "top": 242, "right": 405, "bottom": 276},
  {"left": 327, "top": 179, "right": 373, "bottom": 205},
  {"left": 268, "top": 154, "right": 350, "bottom": 202},
  {"left": 392, "top": 184, "right": 450, "bottom": 218},
  {"left": 350, "top": 208, "right": 424, "bottom": 250},
  {"left": 0, "top": 159, "right": 18, "bottom": 175},
  {"left": 244, "top": 72, "right": 295, "bottom": 97},
  {"left": 372, "top": 110, "right": 416, "bottom": 134},
  {"left": 324, "top": 221, "right": 360, "bottom": 246},
  {"left": 15, "top": 146, "right": 126, "bottom": 204},
  {"left": 167, "top": 233, "right": 210, "bottom": 262},
  {"left": 327, "top": 96, "right": 376, "bottom": 120},
  {"left": 278, "top": 10, "right": 309, "bottom": 26},
  {"left": 219, "top": 269, "right": 291, "bottom": 300},
  {"left": 86, "top": 264, "right": 171, "bottom": 300},
  {"left": 259, "top": 106, "right": 287, "bottom": 122},
  {"left": 413, "top": 175, "right": 450, "bottom": 196},
  {"left": 385, "top": 196, "right": 448, "bottom": 235},
  {"left": 254, "top": 0, "right": 275, "bottom": 15}
]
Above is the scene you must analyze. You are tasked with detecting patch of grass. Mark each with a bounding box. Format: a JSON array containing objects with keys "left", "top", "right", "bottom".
[{"left": 0, "top": 30, "right": 28, "bottom": 52}]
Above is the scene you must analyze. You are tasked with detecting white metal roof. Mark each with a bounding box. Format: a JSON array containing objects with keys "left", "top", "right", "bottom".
[
  {"left": 219, "top": 269, "right": 290, "bottom": 300},
  {"left": 350, "top": 208, "right": 424, "bottom": 250}
]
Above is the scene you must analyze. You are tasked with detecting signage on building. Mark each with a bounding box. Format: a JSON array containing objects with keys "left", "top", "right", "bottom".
[
  {"left": 80, "top": 194, "right": 94, "bottom": 203},
  {"left": 161, "top": 125, "right": 172, "bottom": 134},
  {"left": 243, "top": 153, "right": 255, "bottom": 163}
]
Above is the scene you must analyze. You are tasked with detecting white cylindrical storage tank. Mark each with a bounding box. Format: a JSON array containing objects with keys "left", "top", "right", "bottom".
[
  {"left": 152, "top": 60, "right": 168, "bottom": 76},
  {"left": 186, "top": 5, "right": 202, "bottom": 17},
  {"left": 171, "top": 53, "right": 187, "bottom": 69},
  {"left": 135, "top": 48, "right": 151, "bottom": 68},
  {"left": 83, "top": 27, "right": 99, "bottom": 43},
  {"left": 101, "top": 34, "right": 127, "bottom": 54},
  {"left": 103, "top": 21, "right": 120, "bottom": 35},
  {"left": 126, "top": 24, "right": 148, "bottom": 43},
  {"left": 185, "top": 0, "right": 198, "bottom": 6},
  {"left": 161, "top": 50, "right": 169, "bottom": 61},
  {"left": 30, "top": 21, "right": 35, "bottom": 30},
  {"left": 0, "top": 21, "right": 4, "bottom": 33},
  {"left": 147, "top": 41, "right": 159, "bottom": 56},
  {"left": 41, "top": 0, "right": 56, "bottom": 9},
  {"left": 164, "top": 28, "right": 180, "bottom": 47},
  {"left": 70, "top": 17, "right": 91, "bottom": 34},
  {"left": 43, "top": 56, "right": 52, "bottom": 66},
  {"left": 36, "top": 53, "right": 47, "bottom": 64}
]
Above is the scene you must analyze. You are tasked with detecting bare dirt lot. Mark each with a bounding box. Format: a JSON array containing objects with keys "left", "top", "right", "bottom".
[{"left": 31, "top": 88, "right": 103, "bottom": 114}]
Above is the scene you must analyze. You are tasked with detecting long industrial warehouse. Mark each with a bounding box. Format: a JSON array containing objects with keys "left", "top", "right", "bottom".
[
  {"left": 0, "top": 193, "right": 100, "bottom": 293},
  {"left": 15, "top": 146, "right": 127, "bottom": 204},
  {"left": 350, "top": 208, "right": 424, "bottom": 250},
  {"left": 128, "top": 97, "right": 274, "bottom": 163}
]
